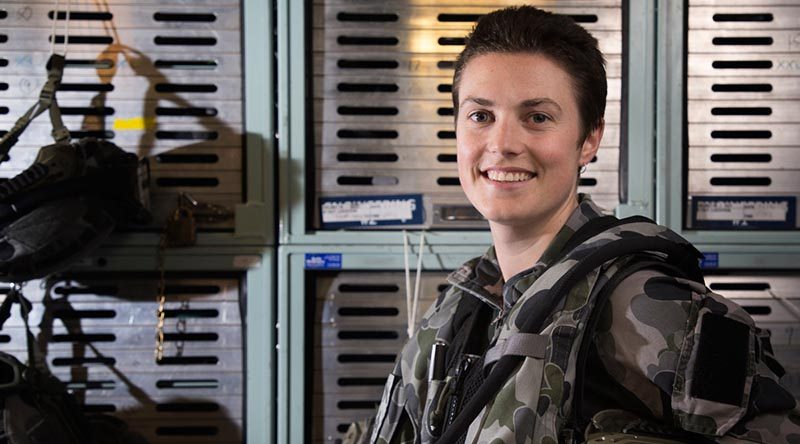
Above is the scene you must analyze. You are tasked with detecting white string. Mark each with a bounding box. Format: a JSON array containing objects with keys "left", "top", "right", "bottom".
[
  {"left": 768, "top": 290, "right": 800, "bottom": 323},
  {"left": 403, "top": 230, "right": 413, "bottom": 338},
  {"left": 49, "top": 0, "right": 72, "bottom": 55},
  {"left": 50, "top": 0, "right": 62, "bottom": 54},
  {"left": 403, "top": 231, "right": 427, "bottom": 338},
  {"left": 62, "top": 0, "right": 72, "bottom": 55},
  {"left": 410, "top": 231, "right": 426, "bottom": 331}
]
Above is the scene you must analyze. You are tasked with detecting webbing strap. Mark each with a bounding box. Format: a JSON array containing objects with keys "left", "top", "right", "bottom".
[
  {"left": 0, "top": 286, "right": 48, "bottom": 375},
  {"left": 0, "top": 54, "right": 68, "bottom": 163},
  {"left": 483, "top": 333, "right": 548, "bottom": 369}
]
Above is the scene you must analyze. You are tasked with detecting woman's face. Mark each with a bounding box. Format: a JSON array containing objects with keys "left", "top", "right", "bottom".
[{"left": 456, "top": 52, "right": 602, "bottom": 229}]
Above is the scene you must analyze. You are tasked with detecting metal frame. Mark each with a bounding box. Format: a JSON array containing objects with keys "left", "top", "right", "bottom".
[
  {"left": 277, "top": 244, "right": 487, "bottom": 443},
  {"left": 616, "top": 0, "right": 657, "bottom": 219},
  {"left": 101, "top": 0, "right": 275, "bottom": 248},
  {"left": 655, "top": 0, "right": 800, "bottom": 256},
  {"left": 277, "top": 0, "right": 657, "bottom": 245},
  {"left": 69, "top": 246, "right": 276, "bottom": 444},
  {"left": 2, "top": 0, "right": 278, "bottom": 441}
]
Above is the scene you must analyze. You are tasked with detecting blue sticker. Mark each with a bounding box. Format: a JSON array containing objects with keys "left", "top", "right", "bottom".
[
  {"left": 320, "top": 194, "right": 424, "bottom": 228},
  {"left": 692, "top": 196, "right": 796, "bottom": 230},
  {"left": 304, "top": 253, "right": 342, "bottom": 270},
  {"left": 700, "top": 252, "right": 719, "bottom": 269}
]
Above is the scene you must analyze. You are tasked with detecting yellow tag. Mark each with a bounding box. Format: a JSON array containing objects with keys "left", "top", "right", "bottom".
[{"left": 113, "top": 117, "right": 156, "bottom": 131}]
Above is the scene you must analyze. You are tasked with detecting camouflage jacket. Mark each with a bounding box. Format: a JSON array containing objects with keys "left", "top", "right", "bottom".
[{"left": 355, "top": 196, "right": 800, "bottom": 444}]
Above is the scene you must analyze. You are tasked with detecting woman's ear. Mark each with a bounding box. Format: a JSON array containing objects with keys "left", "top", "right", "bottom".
[{"left": 579, "top": 119, "right": 604, "bottom": 166}]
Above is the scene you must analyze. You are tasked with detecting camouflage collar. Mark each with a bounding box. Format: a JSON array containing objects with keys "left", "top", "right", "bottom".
[
  {"left": 446, "top": 250, "right": 504, "bottom": 310},
  {"left": 446, "top": 194, "right": 607, "bottom": 311}
]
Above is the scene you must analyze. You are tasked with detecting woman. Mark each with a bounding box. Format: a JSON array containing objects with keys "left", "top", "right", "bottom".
[{"left": 348, "top": 6, "right": 798, "bottom": 444}]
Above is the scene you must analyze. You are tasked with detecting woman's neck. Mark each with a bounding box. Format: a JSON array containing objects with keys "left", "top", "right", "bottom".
[{"left": 490, "top": 198, "right": 579, "bottom": 281}]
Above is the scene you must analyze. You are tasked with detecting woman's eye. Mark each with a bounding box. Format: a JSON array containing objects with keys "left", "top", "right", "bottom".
[
  {"left": 530, "top": 113, "right": 549, "bottom": 124},
  {"left": 469, "top": 111, "right": 490, "bottom": 123}
]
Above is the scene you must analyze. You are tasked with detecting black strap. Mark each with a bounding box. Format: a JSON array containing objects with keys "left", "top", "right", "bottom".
[
  {"left": 438, "top": 297, "right": 494, "bottom": 441},
  {"left": 435, "top": 233, "right": 703, "bottom": 443},
  {"left": 0, "top": 286, "right": 48, "bottom": 374}
]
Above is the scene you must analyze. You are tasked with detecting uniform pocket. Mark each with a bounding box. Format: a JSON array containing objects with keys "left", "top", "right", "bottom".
[{"left": 672, "top": 289, "right": 756, "bottom": 436}]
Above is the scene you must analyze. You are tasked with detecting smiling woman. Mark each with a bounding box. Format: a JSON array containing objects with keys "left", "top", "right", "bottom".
[
  {"left": 344, "top": 5, "right": 800, "bottom": 444},
  {"left": 455, "top": 52, "right": 602, "bottom": 278}
]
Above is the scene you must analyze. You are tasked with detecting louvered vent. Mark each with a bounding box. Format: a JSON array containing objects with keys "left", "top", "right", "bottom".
[
  {"left": 311, "top": 1, "right": 624, "bottom": 229},
  {"left": 311, "top": 271, "right": 448, "bottom": 442},
  {"left": 686, "top": 1, "right": 800, "bottom": 230},
  {"left": 0, "top": 1, "right": 243, "bottom": 231},
  {"left": 0, "top": 274, "right": 244, "bottom": 443}
]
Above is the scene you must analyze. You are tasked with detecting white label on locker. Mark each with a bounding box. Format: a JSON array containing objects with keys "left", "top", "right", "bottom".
[
  {"left": 320, "top": 194, "right": 423, "bottom": 227},
  {"left": 696, "top": 200, "right": 788, "bottom": 222}
]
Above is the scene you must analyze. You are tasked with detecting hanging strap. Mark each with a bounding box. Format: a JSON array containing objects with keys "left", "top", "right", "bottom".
[
  {"left": 0, "top": 54, "right": 69, "bottom": 164},
  {"left": 0, "top": 286, "right": 49, "bottom": 375}
]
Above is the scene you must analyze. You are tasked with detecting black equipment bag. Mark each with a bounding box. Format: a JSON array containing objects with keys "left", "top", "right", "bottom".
[{"left": 0, "top": 138, "right": 149, "bottom": 282}]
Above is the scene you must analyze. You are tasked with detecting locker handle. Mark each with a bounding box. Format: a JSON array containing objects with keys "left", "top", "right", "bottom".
[{"left": 436, "top": 205, "right": 484, "bottom": 222}]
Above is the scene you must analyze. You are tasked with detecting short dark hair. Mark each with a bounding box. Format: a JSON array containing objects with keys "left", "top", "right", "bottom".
[{"left": 452, "top": 5, "right": 607, "bottom": 142}]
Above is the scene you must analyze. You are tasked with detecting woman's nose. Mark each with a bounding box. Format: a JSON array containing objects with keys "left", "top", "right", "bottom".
[{"left": 487, "top": 119, "right": 524, "bottom": 157}]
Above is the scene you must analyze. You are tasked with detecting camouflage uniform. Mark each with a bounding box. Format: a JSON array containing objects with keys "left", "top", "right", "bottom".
[{"left": 353, "top": 195, "right": 800, "bottom": 444}]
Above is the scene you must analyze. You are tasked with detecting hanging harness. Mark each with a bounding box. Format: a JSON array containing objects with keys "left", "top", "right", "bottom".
[
  {"left": 0, "top": 17, "right": 149, "bottom": 282},
  {"left": 0, "top": 54, "right": 70, "bottom": 161}
]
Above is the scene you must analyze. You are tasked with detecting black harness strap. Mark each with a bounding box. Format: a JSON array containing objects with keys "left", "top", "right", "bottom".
[{"left": 0, "top": 286, "right": 48, "bottom": 374}]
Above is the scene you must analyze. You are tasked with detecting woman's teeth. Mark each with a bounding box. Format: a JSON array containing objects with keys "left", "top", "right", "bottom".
[{"left": 486, "top": 170, "right": 534, "bottom": 182}]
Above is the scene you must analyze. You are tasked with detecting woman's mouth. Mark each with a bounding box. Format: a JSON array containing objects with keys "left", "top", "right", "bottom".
[{"left": 484, "top": 170, "right": 536, "bottom": 183}]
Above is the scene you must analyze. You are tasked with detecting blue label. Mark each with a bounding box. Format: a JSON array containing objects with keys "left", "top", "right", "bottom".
[
  {"left": 320, "top": 194, "right": 424, "bottom": 228},
  {"left": 692, "top": 196, "right": 796, "bottom": 230},
  {"left": 304, "top": 253, "right": 342, "bottom": 270},
  {"left": 699, "top": 252, "right": 719, "bottom": 269}
]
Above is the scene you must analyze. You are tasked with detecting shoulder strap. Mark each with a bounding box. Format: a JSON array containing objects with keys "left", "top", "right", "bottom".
[
  {"left": 435, "top": 224, "right": 703, "bottom": 444},
  {"left": 559, "top": 215, "right": 651, "bottom": 258},
  {"left": 0, "top": 54, "right": 68, "bottom": 163}
]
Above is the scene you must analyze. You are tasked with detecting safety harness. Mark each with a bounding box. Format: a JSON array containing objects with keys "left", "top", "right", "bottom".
[
  {"left": 426, "top": 215, "right": 757, "bottom": 443},
  {"left": 0, "top": 36, "right": 148, "bottom": 282},
  {"left": 0, "top": 54, "right": 70, "bottom": 161}
]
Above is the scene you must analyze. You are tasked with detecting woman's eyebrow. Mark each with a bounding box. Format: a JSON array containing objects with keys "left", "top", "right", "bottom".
[
  {"left": 461, "top": 96, "right": 493, "bottom": 107},
  {"left": 520, "top": 98, "right": 562, "bottom": 112}
]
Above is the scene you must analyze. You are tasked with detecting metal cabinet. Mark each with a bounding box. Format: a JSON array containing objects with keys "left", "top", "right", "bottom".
[
  {"left": 0, "top": 245, "right": 275, "bottom": 444},
  {"left": 657, "top": 0, "right": 800, "bottom": 248},
  {"left": 311, "top": 271, "right": 448, "bottom": 442},
  {"left": 0, "top": 0, "right": 274, "bottom": 245},
  {"left": 278, "top": 244, "right": 485, "bottom": 443},
  {"left": 278, "top": 0, "right": 659, "bottom": 245},
  {"left": 686, "top": 1, "right": 800, "bottom": 231}
]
